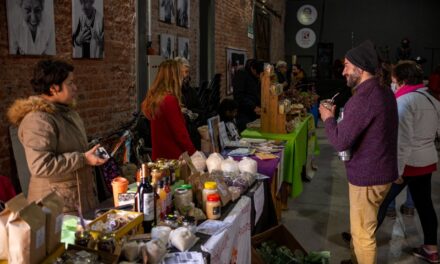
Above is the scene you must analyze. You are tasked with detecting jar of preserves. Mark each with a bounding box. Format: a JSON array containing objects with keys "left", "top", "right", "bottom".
[{"left": 206, "top": 194, "right": 221, "bottom": 220}]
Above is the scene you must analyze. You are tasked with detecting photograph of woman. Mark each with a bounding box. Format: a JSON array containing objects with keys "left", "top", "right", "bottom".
[{"left": 6, "top": 0, "right": 56, "bottom": 55}]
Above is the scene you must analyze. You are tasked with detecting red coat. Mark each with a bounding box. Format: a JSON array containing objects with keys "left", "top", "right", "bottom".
[{"left": 150, "top": 95, "right": 196, "bottom": 160}]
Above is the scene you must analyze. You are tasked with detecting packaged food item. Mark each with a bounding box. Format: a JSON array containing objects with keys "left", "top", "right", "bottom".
[
  {"left": 151, "top": 226, "right": 172, "bottom": 246},
  {"left": 190, "top": 151, "right": 207, "bottom": 172},
  {"left": 228, "top": 186, "right": 241, "bottom": 201},
  {"left": 0, "top": 193, "right": 28, "bottom": 260},
  {"left": 202, "top": 181, "right": 218, "bottom": 211},
  {"left": 169, "top": 227, "right": 199, "bottom": 252},
  {"left": 205, "top": 194, "right": 221, "bottom": 220},
  {"left": 144, "top": 239, "right": 167, "bottom": 263},
  {"left": 221, "top": 157, "right": 239, "bottom": 174},
  {"left": 238, "top": 157, "right": 258, "bottom": 174},
  {"left": 122, "top": 240, "right": 140, "bottom": 262},
  {"left": 8, "top": 201, "right": 46, "bottom": 264},
  {"left": 37, "top": 191, "right": 64, "bottom": 255},
  {"left": 206, "top": 153, "right": 224, "bottom": 173},
  {"left": 174, "top": 186, "right": 193, "bottom": 214}
]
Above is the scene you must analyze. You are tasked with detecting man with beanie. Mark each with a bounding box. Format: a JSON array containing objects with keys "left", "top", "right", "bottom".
[{"left": 319, "top": 40, "right": 398, "bottom": 264}]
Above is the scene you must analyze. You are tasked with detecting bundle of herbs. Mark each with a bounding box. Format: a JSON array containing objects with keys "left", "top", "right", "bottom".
[{"left": 256, "top": 241, "right": 330, "bottom": 264}]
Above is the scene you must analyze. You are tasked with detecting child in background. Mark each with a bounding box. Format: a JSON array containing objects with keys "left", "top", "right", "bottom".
[{"left": 218, "top": 99, "right": 241, "bottom": 141}]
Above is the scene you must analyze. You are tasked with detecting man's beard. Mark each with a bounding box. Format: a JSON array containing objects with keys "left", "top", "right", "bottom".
[{"left": 346, "top": 69, "right": 362, "bottom": 88}]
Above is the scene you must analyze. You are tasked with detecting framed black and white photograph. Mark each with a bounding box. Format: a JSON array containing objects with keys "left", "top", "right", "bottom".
[
  {"left": 160, "top": 34, "right": 175, "bottom": 59},
  {"left": 159, "top": 0, "right": 175, "bottom": 24},
  {"left": 6, "top": 0, "right": 56, "bottom": 55},
  {"left": 176, "top": 0, "right": 189, "bottom": 28},
  {"left": 297, "top": 4, "right": 318, "bottom": 26},
  {"left": 72, "top": 0, "right": 104, "bottom": 59},
  {"left": 226, "top": 48, "right": 247, "bottom": 95},
  {"left": 177, "top": 37, "right": 189, "bottom": 59}
]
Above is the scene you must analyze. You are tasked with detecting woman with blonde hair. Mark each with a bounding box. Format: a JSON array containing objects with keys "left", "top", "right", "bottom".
[{"left": 142, "top": 60, "right": 196, "bottom": 160}]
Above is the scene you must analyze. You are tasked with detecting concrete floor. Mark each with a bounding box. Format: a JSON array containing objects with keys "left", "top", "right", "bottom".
[{"left": 282, "top": 124, "right": 440, "bottom": 264}]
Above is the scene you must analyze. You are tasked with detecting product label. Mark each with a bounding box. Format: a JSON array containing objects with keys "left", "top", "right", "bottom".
[
  {"left": 212, "top": 206, "right": 221, "bottom": 216},
  {"left": 142, "top": 193, "right": 154, "bottom": 221},
  {"left": 55, "top": 214, "right": 63, "bottom": 233},
  {"left": 35, "top": 227, "right": 45, "bottom": 249}
]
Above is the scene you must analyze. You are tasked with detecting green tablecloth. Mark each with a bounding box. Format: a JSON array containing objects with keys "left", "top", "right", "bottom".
[{"left": 241, "top": 115, "right": 319, "bottom": 197}]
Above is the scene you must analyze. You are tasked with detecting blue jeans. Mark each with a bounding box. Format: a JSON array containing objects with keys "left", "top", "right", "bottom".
[{"left": 387, "top": 187, "right": 414, "bottom": 210}]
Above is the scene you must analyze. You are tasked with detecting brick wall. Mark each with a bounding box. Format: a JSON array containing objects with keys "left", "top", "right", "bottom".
[
  {"left": 150, "top": 0, "right": 200, "bottom": 87},
  {"left": 0, "top": 1, "right": 137, "bottom": 180},
  {"left": 214, "top": 0, "right": 286, "bottom": 98}
]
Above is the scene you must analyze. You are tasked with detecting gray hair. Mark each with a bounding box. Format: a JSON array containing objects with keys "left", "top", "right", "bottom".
[
  {"left": 174, "top": 56, "right": 190, "bottom": 67},
  {"left": 276, "top": 60, "right": 287, "bottom": 69}
]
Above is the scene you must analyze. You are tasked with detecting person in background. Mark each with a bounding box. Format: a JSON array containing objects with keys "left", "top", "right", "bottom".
[
  {"left": 233, "top": 59, "right": 264, "bottom": 132},
  {"left": 379, "top": 61, "right": 416, "bottom": 218},
  {"left": 319, "top": 40, "right": 398, "bottom": 264},
  {"left": 175, "top": 56, "right": 203, "bottom": 149},
  {"left": 9, "top": 0, "right": 55, "bottom": 55},
  {"left": 7, "top": 59, "right": 107, "bottom": 214},
  {"left": 275, "top": 60, "right": 290, "bottom": 91},
  {"left": 291, "top": 63, "right": 307, "bottom": 90},
  {"left": 72, "top": 0, "right": 104, "bottom": 58},
  {"left": 376, "top": 61, "right": 440, "bottom": 263},
  {"left": 218, "top": 99, "right": 240, "bottom": 141},
  {"left": 395, "top": 38, "right": 411, "bottom": 62},
  {"left": 142, "top": 60, "right": 196, "bottom": 160}
]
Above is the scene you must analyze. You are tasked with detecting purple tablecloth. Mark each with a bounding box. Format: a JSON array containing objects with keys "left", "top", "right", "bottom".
[{"left": 231, "top": 153, "right": 281, "bottom": 182}]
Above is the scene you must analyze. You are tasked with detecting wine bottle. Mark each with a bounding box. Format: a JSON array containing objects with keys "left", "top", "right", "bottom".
[{"left": 137, "top": 163, "right": 154, "bottom": 233}]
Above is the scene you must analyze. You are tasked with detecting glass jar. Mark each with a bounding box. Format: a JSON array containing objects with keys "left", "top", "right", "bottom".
[
  {"left": 97, "top": 233, "right": 116, "bottom": 253},
  {"left": 174, "top": 186, "right": 193, "bottom": 212},
  {"left": 206, "top": 194, "right": 221, "bottom": 220},
  {"left": 164, "top": 215, "right": 178, "bottom": 229},
  {"left": 182, "top": 216, "right": 196, "bottom": 234},
  {"left": 74, "top": 230, "right": 91, "bottom": 248}
]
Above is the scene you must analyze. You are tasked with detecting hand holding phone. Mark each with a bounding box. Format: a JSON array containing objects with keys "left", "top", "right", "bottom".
[{"left": 95, "top": 147, "right": 110, "bottom": 159}]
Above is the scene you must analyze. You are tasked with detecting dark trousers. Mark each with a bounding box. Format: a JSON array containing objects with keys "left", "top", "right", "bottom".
[{"left": 377, "top": 173, "right": 438, "bottom": 245}]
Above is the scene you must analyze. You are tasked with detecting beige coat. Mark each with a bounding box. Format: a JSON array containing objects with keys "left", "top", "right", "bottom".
[{"left": 7, "top": 96, "right": 98, "bottom": 214}]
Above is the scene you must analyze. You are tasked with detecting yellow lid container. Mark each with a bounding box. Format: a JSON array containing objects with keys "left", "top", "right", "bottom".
[{"left": 204, "top": 181, "right": 217, "bottom": 190}]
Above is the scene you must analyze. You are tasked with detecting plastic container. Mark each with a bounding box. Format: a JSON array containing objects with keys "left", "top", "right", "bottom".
[
  {"left": 206, "top": 194, "right": 221, "bottom": 220},
  {"left": 202, "top": 182, "right": 218, "bottom": 212}
]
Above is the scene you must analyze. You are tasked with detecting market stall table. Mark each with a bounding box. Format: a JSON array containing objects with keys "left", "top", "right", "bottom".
[{"left": 241, "top": 115, "right": 319, "bottom": 198}]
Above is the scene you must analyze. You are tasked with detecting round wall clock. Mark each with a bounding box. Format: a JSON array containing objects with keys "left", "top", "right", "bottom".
[
  {"left": 297, "top": 5, "right": 317, "bottom": 26},
  {"left": 295, "top": 28, "right": 316, "bottom": 49}
]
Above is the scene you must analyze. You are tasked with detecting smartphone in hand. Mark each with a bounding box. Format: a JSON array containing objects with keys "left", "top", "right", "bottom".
[{"left": 95, "top": 147, "right": 110, "bottom": 159}]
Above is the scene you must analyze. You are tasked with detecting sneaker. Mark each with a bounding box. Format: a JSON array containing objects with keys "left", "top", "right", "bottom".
[
  {"left": 412, "top": 246, "right": 440, "bottom": 263},
  {"left": 386, "top": 209, "right": 397, "bottom": 219},
  {"left": 341, "top": 232, "right": 352, "bottom": 244},
  {"left": 400, "top": 204, "right": 415, "bottom": 216}
]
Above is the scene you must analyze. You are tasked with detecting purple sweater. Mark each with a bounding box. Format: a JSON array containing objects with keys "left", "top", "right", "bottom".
[{"left": 324, "top": 78, "right": 398, "bottom": 186}]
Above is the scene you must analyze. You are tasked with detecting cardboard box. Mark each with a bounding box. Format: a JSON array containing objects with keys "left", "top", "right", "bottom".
[
  {"left": 251, "top": 224, "right": 306, "bottom": 264},
  {"left": 87, "top": 210, "right": 142, "bottom": 240}
]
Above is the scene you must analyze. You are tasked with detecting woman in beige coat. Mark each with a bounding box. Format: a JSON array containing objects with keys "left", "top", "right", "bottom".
[{"left": 7, "top": 59, "right": 107, "bottom": 214}]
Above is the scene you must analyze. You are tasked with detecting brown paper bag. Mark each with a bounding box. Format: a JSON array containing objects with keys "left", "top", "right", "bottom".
[
  {"left": 8, "top": 201, "right": 46, "bottom": 264},
  {"left": 0, "top": 193, "right": 28, "bottom": 260},
  {"left": 37, "top": 191, "right": 64, "bottom": 255}
]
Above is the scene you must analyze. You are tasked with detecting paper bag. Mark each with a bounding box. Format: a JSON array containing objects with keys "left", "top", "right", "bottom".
[
  {"left": 37, "top": 191, "right": 64, "bottom": 255},
  {"left": 8, "top": 202, "right": 46, "bottom": 264},
  {"left": 0, "top": 193, "right": 28, "bottom": 260}
]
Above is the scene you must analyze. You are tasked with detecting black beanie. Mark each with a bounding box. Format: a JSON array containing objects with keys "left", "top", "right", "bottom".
[{"left": 345, "top": 40, "right": 378, "bottom": 74}]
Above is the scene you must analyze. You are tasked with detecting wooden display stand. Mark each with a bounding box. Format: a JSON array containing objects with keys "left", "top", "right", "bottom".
[{"left": 261, "top": 67, "right": 286, "bottom": 134}]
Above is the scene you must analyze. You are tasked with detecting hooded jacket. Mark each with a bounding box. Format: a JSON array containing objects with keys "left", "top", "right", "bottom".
[{"left": 7, "top": 96, "right": 98, "bottom": 214}]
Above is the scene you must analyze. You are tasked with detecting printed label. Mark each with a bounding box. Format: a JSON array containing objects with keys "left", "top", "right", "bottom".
[
  {"left": 142, "top": 193, "right": 154, "bottom": 221},
  {"left": 35, "top": 227, "right": 45, "bottom": 249},
  {"left": 212, "top": 206, "right": 221, "bottom": 216}
]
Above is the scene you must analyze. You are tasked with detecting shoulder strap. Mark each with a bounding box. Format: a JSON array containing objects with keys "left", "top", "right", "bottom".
[{"left": 413, "top": 90, "right": 439, "bottom": 112}]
